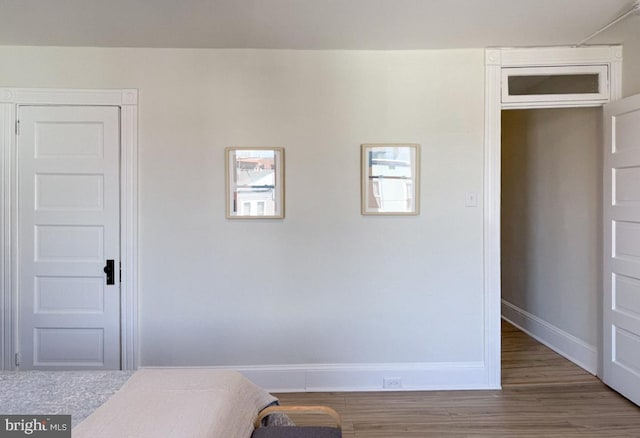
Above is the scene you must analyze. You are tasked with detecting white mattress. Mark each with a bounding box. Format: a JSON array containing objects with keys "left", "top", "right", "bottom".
[{"left": 73, "top": 369, "right": 277, "bottom": 438}]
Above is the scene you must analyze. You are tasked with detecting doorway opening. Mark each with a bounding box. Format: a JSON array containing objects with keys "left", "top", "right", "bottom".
[
  {"left": 500, "top": 107, "right": 602, "bottom": 384},
  {"left": 483, "top": 46, "right": 623, "bottom": 389}
]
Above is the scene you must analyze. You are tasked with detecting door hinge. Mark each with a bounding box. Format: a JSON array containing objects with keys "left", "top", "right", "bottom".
[
  {"left": 119, "top": 262, "right": 122, "bottom": 282},
  {"left": 15, "top": 120, "right": 20, "bottom": 136},
  {"left": 14, "top": 352, "right": 20, "bottom": 367}
]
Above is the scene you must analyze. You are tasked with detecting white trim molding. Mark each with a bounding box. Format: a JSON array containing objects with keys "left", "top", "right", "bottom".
[
  {"left": 484, "top": 45, "right": 622, "bottom": 385},
  {"left": 0, "top": 88, "right": 139, "bottom": 370},
  {"left": 0, "top": 103, "right": 15, "bottom": 371},
  {"left": 498, "top": 45, "right": 622, "bottom": 109},
  {"left": 484, "top": 48, "right": 503, "bottom": 390},
  {"left": 499, "top": 45, "right": 623, "bottom": 68},
  {"left": 142, "top": 361, "right": 489, "bottom": 393},
  {"left": 502, "top": 300, "right": 598, "bottom": 375},
  {"left": 119, "top": 101, "right": 139, "bottom": 371}
]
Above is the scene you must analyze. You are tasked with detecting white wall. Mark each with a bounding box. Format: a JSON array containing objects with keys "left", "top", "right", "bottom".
[
  {"left": 596, "top": 15, "right": 640, "bottom": 97},
  {"left": 614, "top": 17, "right": 640, "bottom": 98},
  {"left": 623, "top": 30, "right": 640, "bottom": 97},
  {"left": 0, "top": 46, "right": 487, "bottom": 389},
  {"left": 501, "top": 108, "right": 601, "bottom": 373}
]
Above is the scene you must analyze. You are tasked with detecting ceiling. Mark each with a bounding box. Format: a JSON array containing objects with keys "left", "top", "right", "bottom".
[{"left": 0, "top": 0, "right": 638, "bottom": 50}]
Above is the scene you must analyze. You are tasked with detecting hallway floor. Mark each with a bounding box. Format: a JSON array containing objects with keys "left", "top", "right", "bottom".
[
  {"left": 501, "top": 319, "right": 596, "bottom": 387},
  {"left": 275, "top": 320, "right": 640, "bottom": 437}
]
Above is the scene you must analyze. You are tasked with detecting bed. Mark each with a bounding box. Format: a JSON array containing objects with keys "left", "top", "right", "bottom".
[{"left": 72, "top": 369, "right": 341, "bottom": 438}]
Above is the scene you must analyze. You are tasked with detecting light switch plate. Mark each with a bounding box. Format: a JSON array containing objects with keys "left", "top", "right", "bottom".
[{"left": 465, "top": 191, "right": 478, "bottom": 207}]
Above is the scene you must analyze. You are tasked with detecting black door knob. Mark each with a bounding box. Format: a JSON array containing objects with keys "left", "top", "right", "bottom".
[{"left": 104, "top": 259, "right": 115, "bottom": 285}]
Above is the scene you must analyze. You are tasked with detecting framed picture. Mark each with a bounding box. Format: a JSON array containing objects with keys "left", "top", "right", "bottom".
[
  {"left": 225, "top": 147, "right": 284, "bottom": 219},
  {"left": 361, "top": 144, "right": 420, "bottom": 215}
]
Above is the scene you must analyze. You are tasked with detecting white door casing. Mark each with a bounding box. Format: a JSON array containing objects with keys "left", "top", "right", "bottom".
[
  {"left": 18, "top": 106, "right": 121, "bottom": 369},
  {"left": 603, "top": 94, "right": 640, "bottom": 406},
  {"left": 484, "top": 46, "right": 623, "bottom": 388},
  {"left": 0, "top": 88, "right": 138, "bottom": 371}
]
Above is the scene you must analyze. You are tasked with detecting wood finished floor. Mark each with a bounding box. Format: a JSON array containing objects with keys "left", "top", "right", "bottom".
[{"left": 274, "top": 321, "right": 640, "bottom": 437}]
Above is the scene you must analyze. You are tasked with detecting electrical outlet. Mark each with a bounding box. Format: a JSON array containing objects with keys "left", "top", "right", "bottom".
[{"left": 383, "top": 377, "right": 402, "bottom": 389}]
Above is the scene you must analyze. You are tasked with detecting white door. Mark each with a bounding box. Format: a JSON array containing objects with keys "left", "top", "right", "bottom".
[
  {"left": 17, "top": 105, "right": 121, "bottom": 370},
  {"left": 603, "top": 94, "right": 640, "bottom": 405}
]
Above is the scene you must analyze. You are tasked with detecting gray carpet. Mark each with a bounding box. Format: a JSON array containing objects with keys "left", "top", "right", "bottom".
[{"left": 0, "top": 371, "right": 134, "bottom": 427}]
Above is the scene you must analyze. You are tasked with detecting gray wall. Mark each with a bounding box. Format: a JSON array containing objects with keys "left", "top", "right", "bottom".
[
  {"left": 619, "top": 18, "right": 640, "bottom": 98},
  {"left": 623, "top": 27, "right": 640, "bottom": 97},
  {"left": 594, "top": 14, "right": 640, "bottom": 97},
  {"left": 0, "top": 47, "right": 485, "bottom": 380},
  {"left": 501, "top": 108, "right": 601, "bottom": 348}
]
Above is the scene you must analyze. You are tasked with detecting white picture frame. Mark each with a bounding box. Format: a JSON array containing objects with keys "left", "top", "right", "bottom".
[
  {"left": 225, "top": 147, "right": 285, "bottom": 219},
  {"left": 361, "top": 144, "right": 420, "bottom": 215}
]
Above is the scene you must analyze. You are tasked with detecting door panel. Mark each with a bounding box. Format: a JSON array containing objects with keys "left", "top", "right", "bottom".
[
  {"left": 18, "top": 106, "right": 120, "bottom": 370},
  {"left": 36, "top": 173, "right": 105, "bottom": 210},
  {"left": 603, "top": 94, "right": 640, "bottom": 405},
  {"left": 34, "top": 328, "right": 105, "bottom": 367}
]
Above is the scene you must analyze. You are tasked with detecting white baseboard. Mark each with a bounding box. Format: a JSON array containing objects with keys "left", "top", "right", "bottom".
[
  {"left": 142, "top": 361, "right": 495, "bottom": 392},
  {"left": 501, "top": 299, "right": 597, "bottom": 375}
]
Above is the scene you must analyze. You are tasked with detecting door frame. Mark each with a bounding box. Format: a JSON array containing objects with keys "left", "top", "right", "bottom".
[
  {"left": 0, "top": 88, "right": 139, "bottom": 370},
  {"left": 483, "top": 45, "right": 623, "bottom": 386}
]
